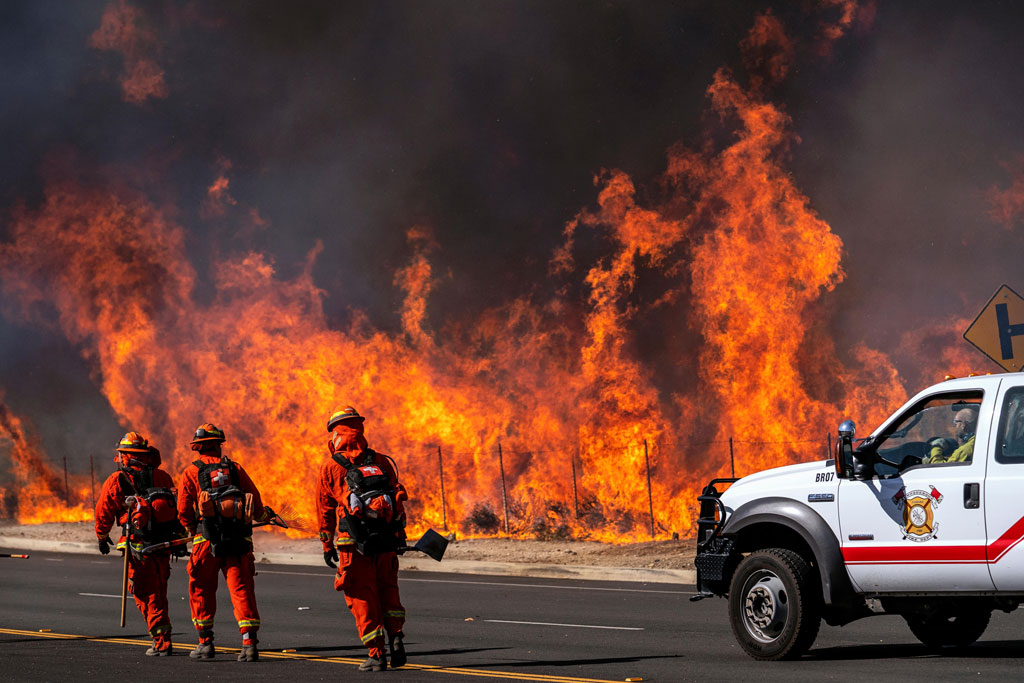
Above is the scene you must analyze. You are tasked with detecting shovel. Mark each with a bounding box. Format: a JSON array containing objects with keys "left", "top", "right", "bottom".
[{"left": 398, "top": 529, "right": 449, "bottom": 562}]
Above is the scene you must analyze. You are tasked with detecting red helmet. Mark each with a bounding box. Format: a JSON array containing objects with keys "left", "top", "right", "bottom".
[
  {"left": 116, "top": 432, "right": 156, "bottom": 471},
  {"left": 327, "top": 406, "right": 364, "bottom": 432}
]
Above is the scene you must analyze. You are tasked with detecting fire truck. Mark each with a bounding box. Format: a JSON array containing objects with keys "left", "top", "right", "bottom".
[{"left": 693, "top": 373, "right": 1024, "bottom": 660}]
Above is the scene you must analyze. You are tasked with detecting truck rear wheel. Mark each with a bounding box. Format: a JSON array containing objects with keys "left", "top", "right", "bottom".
[
  {"left": 904, "top": 609, "right": 991, "bottom": 649},
  {"left": 728, "top": 548, "right": 821, "bottom": 660}
]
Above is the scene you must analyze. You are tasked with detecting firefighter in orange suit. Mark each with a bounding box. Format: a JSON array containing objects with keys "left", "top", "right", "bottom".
[
  {"left": 316, "top": 406, "right": 409, "bottom": 672},
  {"left": 95, "top": 432, "right": 187, "bottom": 656},
  {"left": 177, "top": 423, "right": 267, "bottom": 662}
]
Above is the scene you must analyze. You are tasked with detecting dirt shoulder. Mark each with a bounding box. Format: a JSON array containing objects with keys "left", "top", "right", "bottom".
[{"left": 0, "top": 521, "right": 696, "bottom": 570}]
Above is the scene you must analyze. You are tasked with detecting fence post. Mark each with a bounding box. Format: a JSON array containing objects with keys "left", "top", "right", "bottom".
[
  {"left": 644, "top": 439, "right": 655, "bottom": 540},
  {"left": 729, "top": 437, "right": 735, "bottom": 478},
  {"left": 90, "top": 455, "right": 96, "bottom": 510},
  {"left": 437, "top": 446, "right": 448, "bottom": 530},
  {"left": 498, "top": 441, "right": 510, "bottom": 535},
  {"left": 63, "top": 456, "right": 69, "bottom": 506},
  {"left": 571, "top": 445, "right": 579, "bottom": 518}
]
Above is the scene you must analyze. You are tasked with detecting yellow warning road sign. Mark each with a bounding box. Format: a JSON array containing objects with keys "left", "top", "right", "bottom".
[{"left": 964, "top": 285, "right": 1024, "bottom": 372}]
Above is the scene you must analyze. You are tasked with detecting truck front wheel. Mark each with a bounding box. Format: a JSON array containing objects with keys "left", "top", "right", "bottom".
[
  {"left": 728, "top": 548, "right": 821, "bottom": 660},
  {"left": 904, "top": 609, "right": 991, "bottom": 649}
]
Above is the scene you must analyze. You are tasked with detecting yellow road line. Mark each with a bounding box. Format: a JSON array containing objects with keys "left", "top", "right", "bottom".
[{"left": 0, "top": 628, "right": 618, "bottom": 683}]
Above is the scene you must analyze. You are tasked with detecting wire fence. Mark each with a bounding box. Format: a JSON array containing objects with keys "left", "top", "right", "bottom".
[{"left": 420, "top": 432, "right": 836, "bottom": 540}]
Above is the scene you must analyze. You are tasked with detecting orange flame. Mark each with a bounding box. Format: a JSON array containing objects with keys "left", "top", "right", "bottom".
[
  {"left": 1, "top": 2, "right": 922, "bottom": 541},
  {"left": 0, "top": 397, "right": 92, "bottom": 523}
]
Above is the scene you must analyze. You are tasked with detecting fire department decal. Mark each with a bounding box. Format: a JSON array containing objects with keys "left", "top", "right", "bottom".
[{"left": 891, "top": 486, "right": 944, "bottom": 542}]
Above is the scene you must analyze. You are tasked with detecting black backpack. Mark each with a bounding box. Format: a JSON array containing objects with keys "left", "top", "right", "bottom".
[
  {"left": 194, "top": 457, "right": 252, "bottom": 557},
  {"left": 333, "top": 449, "right": 403, "bottom": 555}
]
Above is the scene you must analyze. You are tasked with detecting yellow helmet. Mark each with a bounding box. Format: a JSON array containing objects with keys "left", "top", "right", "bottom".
[
  {"left": 116, "top": 431, "right": 150, "bottom": 453},
  {"left": 190, "top": 423, "right": 226, "bottom": 445},
  {"left": 327, "top": 406, "right": 364, "bottom": 432}
]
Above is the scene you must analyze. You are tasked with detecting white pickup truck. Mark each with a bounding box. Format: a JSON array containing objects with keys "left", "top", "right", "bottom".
[{"left": 692, "top": 373, "right": 1024, "bottom": 660}]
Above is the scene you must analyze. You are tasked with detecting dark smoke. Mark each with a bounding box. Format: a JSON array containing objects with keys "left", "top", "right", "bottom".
[{"left": 1, "top": 0, "right": 1023, "bottom": 479}]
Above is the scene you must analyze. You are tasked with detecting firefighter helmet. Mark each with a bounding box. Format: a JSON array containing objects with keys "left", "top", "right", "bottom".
[
  {"left": 115, "top": 432, "right": 153, "bottom": 471},
  {"left": 327, "top": 406, "right": 364, "bottom": 432},
  {"left": 190, "top": 423, "right": 226, "bottom": 445},
  {"left": 116, "top": 431, "right": 150, "bottom": 453}
]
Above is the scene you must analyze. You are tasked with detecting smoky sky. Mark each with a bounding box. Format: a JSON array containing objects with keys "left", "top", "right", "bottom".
[{"left": 2, "top": 0, "right": 1024, "bottom": 470}]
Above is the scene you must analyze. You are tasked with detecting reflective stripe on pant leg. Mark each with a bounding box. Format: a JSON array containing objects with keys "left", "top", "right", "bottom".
[{"left": 360, "top": 627, "right": 385, "bottom": 644}]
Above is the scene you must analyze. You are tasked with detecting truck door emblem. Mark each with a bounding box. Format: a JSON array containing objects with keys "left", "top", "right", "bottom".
[{"left": 893, "top": 486, "right": 943, "bottom": 542}]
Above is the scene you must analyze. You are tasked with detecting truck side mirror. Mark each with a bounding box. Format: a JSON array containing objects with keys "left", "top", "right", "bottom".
[
  {"left": 838, "top": 419, "right": 876, "bottom": 480},
  {"left": 835, "top": 420, "right": 855, "bottom": 478},
  {"left": 836, "top": 419, "right": 877, "bottom": 479}
]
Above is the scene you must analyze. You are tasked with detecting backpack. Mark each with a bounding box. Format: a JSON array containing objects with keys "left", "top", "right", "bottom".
[
  {"left": 333, "top": 449, "right": 403, "bottom": 555},
  {"left": 119, "top": 467, "right": 188, "bottom": 556},
  {"left": 194, "top": 457, "right": 253, "bottom": 557}
]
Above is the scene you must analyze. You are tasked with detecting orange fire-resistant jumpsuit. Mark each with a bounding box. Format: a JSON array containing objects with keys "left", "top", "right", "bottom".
[
  {"left": 316, "top": 446, "right": 408, "bottom": 659},
  {"left": 94, "top": 466, "right": 177, "bottom": 651},
  {"left": 177, "top": 454, "right": 265, "bottom": 644}
]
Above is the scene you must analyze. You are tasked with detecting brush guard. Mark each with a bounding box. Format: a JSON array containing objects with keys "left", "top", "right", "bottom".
[{"left": 690, "top": 478, "right": 738, "bottom": 602}]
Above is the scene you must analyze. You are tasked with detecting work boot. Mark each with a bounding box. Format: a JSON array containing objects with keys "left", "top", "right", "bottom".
[
  {"left": 388, "top": 633, "right": 406, "bottom": 668},
  {"left": 358, "top": 654, "right": 388, "bottom": 672},
  {"left": 189, "top": 641, "right": 215, "bottom": 660},
  {"left": 237, "top": 644, "right": 259, "bottom": 662},
  {"left": 146, "top": 632, "right": 172, "bottom": 656}
]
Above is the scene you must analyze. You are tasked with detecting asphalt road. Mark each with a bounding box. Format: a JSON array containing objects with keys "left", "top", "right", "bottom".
[{"left": 3, "top": 547, "right": 1024, "bottom": 682}]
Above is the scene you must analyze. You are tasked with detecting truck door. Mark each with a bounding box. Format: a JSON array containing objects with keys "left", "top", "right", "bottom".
[
  {"left": 837, "top": 385, "right": 996, "bottom": 592},
  {"left": 983, "top": 381, "right": 1024, "bottom": 590}
]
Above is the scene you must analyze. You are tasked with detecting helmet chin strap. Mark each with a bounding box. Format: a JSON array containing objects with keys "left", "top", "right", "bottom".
[{"left": 118, "top": 454, "right": 145, "bottom": 472}]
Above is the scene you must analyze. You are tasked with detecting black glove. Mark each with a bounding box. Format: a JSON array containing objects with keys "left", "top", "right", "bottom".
[
  {"left": 98, "top": 536, "right": 111, "bottom": 555},
  {"left": 324, "top": 547, "right": 339, "bottom": 568}
]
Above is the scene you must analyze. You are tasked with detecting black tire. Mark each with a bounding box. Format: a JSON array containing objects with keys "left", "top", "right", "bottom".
[
  {"left": 728, "top": 548, "right": 821, "bottom": 661},
  {"left": 905, "top": 609, "right": 991, "bottom": 649}
]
